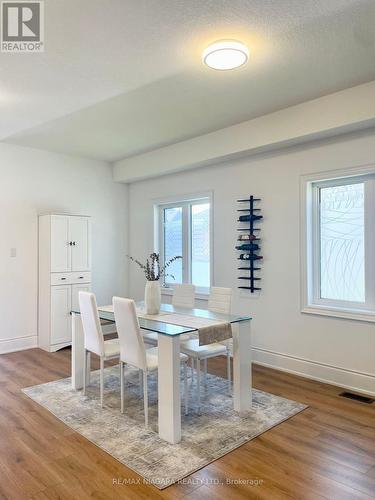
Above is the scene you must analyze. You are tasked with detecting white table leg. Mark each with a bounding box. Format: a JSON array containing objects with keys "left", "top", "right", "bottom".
[
  {"left": 232, "top": 321, "right": 252, "bottom": 414},
  {"left": 157, "top": 334, "right": 181, "bottom": 444},
  {"left": 71, "top": 312, "right": 85, "bottom": 390}
]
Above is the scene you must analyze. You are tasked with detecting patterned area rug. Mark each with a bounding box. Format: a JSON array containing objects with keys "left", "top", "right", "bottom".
[{"left": 23, "top": 365, "right": 307, "bottom": 489}]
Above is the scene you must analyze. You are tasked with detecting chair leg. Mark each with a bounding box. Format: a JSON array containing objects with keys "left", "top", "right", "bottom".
[
  {"left": 227, "top": 349, "right": 231, "bottom": 392},
  {"left": 190, "top": 357, "right": 194, "bottom": 382},
  {"left": 86, "top": 351, "right": 91, "bottom": 385},
  {"left": 120, "top": 361, "right": 124, "bottom": 414},
  {"left": 100, "top": 357, "right": 104, "bottom": 408},
  {"left": 139, "top": 369, "right": 143, "bottom": 397},
  {"left": 196, "top": 358, "right": 201, "bottom": 414},
  {"left": 184, "top": 361, "right": 188, "bottom": 416},
  {"left": 83, "top": 349, "right": 86, "bottom": 395},
  {"left": 143, "top": 371, "right": 148, "bottom": 428},
  {"left": 203, "top": 358, "right": 207, "bottom": 386}
]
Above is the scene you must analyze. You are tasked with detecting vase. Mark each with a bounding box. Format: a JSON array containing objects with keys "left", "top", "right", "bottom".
[{"left": 144, "top": 280, "right": 161, "bottom": 315}]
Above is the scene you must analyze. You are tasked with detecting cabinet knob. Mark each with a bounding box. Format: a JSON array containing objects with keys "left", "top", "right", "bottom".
[
  {"left": 73, "top": 241, "right": 76, "bottom": 246},
  {"left": 61, "top": 278, "right": 66, "bottom": 280},
  {"left": 69, "top": 241, "right": 72, "bottom": 246}
]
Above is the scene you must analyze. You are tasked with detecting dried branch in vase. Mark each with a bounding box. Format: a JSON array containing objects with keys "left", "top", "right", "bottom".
[{"left": 127, "top": 253, "right": 182, "bottom": 281}]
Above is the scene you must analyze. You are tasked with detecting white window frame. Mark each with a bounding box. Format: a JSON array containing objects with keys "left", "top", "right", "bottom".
[
  {"left": 301, "top": 165, "right": 375, "bottom": 322},
  {"left": 154, "top": 192, "right": 213, "bottom": 295}
]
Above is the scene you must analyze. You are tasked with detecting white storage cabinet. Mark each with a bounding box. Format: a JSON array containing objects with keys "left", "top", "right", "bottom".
[{"left": 38, "top": 214, "right": 91, "bottom": 352}]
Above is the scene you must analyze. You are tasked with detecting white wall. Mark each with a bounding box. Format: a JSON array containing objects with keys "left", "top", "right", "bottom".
[
  {"left": 127, "top": 130, "right": 375, "bottom": 395},
  {"left": 0, "top": 143, "right": 128, "bottom": 354}
]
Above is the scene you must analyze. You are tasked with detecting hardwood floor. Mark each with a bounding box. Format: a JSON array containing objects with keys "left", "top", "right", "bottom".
[{"left": 0, "top": 348, "right": 374, "bottom": 500}]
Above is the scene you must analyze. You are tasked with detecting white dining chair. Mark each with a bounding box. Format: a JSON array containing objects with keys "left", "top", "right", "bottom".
[
  {"left": 143, "top": 283, "right": 196, "bottom": 349},
  {"left": 172, "top": 283, "right": 195, "bottom": 309},
  {"left": 180, "top": 337, "right": 229, "bottom": 414},
  {"left": 79, "top": 291, "right": 120, "bottom": 408},
  {"left": 142, "top": 284, "right": 196, "bottom": 346},
  {"left": 208, "top": 286, "right": 233, "bottom": 381},
  {"left": 189, "top": 285, "right": 233, "bottom": 363},
  {"left": 208, "top": 287, "right": 233, "bottom": 314},
  {"left": 181, "top": 287, "right": 233, "bottom": 413},
  {"left": 113, "top": 296, "right": 189, "bottom": 427}
]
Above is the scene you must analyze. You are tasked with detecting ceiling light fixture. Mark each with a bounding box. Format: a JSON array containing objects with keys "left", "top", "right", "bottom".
[{"left": 202, "top": 40, "right": 249, "bottom": 70}]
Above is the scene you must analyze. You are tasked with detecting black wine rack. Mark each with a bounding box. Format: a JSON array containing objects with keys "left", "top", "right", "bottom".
[{"left": 236, "top": 196, "right": 263, "bottom": 292}]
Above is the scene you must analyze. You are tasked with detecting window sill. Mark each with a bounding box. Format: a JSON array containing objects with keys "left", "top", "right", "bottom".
[
  {"left": 161, "top": 286, "right": 209, "bottom": 301},
  {"left": 301, "top": 304, "right": 375, "bottom": 323}
]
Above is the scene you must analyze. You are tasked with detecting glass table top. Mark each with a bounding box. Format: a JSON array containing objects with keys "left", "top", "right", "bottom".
[{"left": 72, "top": 302, "right": 251, "bottom": 336}]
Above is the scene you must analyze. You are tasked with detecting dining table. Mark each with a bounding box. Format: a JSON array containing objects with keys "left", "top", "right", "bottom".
[{"left": 71, "top": 302, "right": 252, "bottom": 444}]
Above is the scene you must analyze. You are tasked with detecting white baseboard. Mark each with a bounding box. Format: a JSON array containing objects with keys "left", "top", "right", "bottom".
[
  {"left": 0, "top": 335, "right": 38, "bottom": 355},
  {"left": 1, "top": 335, "right": 374, "bottom": 397},
  {"left": 252, "top": 347, "right": 375, "bottom": 397}
]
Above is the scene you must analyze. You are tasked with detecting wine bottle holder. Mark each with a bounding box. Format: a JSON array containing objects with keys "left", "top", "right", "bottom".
[{"left": 237, "top": 195, "right": 262, "bottom": 292}]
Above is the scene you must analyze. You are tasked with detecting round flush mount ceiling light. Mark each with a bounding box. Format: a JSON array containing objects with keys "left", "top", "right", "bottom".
[{"left": 202, "top": 40, "right": 249, "bottom": 70}]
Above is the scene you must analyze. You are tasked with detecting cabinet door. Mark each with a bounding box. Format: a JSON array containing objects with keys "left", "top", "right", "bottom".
[
  {"left": 51, "top": 216, "right": 71, "bottom": 272},
  {"left": 69, "top": 217, "right": 91, "bottom": 271},
  {"left": 51, "top": 285, "right": 72, "bottom": 345},
  {"left": 71, "top": 283, "right": 91, "bottom": 312}
]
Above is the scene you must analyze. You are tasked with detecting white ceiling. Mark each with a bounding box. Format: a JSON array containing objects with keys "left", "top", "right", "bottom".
[{"left": 1, "top": 0, "right": 375, "bottom": 161}]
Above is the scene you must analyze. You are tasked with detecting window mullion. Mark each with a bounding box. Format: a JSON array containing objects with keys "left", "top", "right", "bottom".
[
  {"left": 364, "top": 178, "right": 375, "bottom": 309},
  {"left": 312, "top": 185, "right": 321, "bottom": 303},
  {"left": 160, "top": 207, "right": 165, "bottom": 284},
  {"left": 187, "top": 204, "right": 192, "bottom": 284},
  {"left": 182, "top": 204, "right": 190, "bottom": 283}
]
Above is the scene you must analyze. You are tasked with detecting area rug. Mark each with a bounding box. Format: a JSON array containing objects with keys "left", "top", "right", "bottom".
[{"left": 23, "top": 365, "right": 307, "bottom": 489}]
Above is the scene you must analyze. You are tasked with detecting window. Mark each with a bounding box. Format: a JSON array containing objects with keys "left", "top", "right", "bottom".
[
  {"left": 302, "top": 171, "right": 375, "bottom": 321},
  {"left": 319, "top": 182, "right": 365, "bottom": 303},
  {"left": 157, "top": 196, "right": 211, "bottom": 292}
]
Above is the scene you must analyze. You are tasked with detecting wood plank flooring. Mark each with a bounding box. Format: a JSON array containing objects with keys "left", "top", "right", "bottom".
[{"left": 0, "top": 348, "right": 373, "bottom": 500}]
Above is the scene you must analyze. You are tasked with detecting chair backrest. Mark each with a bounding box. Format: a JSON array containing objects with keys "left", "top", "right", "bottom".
[
  {"left": 79, "top": 291, "right": 104, "bottom": 356},
  {"left": 113, "top": 296, "right": 147, "bottom": 370},
  {"left": 208, "top": 287, "right": 232, "bottom": 315},
  {"left": 172, "top": 284, "right": 195, "bottom": 308}
]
